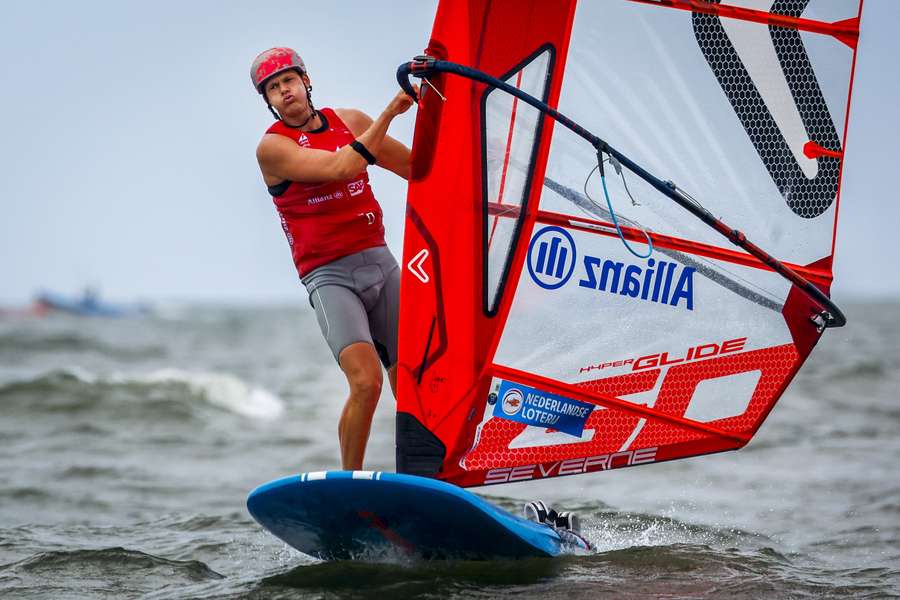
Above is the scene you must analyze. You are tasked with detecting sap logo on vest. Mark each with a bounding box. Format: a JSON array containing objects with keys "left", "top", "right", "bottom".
[
  {"left": 527, "top": 226, "right": 696, "bottom": 310},
  {"left": 348, "top": 179, "right": 366, "bottom": 196}
]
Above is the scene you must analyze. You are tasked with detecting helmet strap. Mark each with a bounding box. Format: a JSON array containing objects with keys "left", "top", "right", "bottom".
[{"left": 297, "top": 85, "right": 318, "bottom": 129}]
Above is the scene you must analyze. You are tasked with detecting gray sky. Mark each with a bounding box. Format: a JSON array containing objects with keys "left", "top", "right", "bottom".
[{"left": 0, "top": 1, "right": 896, "bottom": 305}]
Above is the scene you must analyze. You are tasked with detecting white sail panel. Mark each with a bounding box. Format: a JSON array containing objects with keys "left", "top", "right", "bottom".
[
  {"left": 494, "top": 225, "right": 794, "bottom": 385},
  {"left": 539, "top": 0, "right": 857, "bottom": 266}
]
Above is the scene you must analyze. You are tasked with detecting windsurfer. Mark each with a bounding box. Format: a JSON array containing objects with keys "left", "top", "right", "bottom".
[{"left": 251, "top": 47, "right": 416, "bottom": 470}]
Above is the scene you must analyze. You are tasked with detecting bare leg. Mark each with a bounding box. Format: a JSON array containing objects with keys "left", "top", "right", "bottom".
[{"left": 337, "top": 342, "right": 384, "bottom": 470}]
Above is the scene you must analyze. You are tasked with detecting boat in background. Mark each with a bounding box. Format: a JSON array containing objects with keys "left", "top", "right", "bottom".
[{"left": 31, "top": 288, "right": 150, "bottom": 318}]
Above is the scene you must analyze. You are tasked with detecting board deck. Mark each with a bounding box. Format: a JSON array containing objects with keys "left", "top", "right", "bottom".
[{"left": 247, "top": 470, "right": 588, "bottom": 560}]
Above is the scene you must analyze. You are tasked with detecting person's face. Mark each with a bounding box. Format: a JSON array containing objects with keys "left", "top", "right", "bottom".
[{"left": 264, "top": 70, "right": 311, "bottom": 117}]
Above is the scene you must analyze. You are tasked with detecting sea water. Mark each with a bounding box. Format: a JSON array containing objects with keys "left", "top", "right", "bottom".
[{"left": 0, "top": 301, "right": 897, "bottom": 598}]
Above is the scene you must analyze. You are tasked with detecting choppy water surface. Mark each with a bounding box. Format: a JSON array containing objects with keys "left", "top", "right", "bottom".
[{"left": 0, "top": 301, "right": 897, "bottom": 598}]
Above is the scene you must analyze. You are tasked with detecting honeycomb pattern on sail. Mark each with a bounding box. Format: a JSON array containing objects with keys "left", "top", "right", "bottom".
[{"left": 692, "top": 0, "right": 841, "bottom": 219}]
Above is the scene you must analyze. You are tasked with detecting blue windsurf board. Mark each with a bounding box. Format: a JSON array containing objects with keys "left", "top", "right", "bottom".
[{"left": 247, "top": 470, "right": 589, "bottom": 560}]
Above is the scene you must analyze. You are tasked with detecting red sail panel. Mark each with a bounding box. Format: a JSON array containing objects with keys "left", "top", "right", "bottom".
[{"left": 396, "top": 0, "right": 578, "bottom": 478}]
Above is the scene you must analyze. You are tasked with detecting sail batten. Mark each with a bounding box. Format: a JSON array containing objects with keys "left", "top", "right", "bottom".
[
  {"left": 628, "top": 0, "right": 861, "bottom": 48},
  {"left": 531, "top": 207, "right": 836, "bottom": 287}
]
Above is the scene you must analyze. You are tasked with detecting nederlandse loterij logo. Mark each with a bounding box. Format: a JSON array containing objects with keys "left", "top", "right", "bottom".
[
  {"left": 501, "top": 388, "right": 524, "bottom": 416},
  {"left": 527, "top": 226, "right": 577, "bottom": 289}
]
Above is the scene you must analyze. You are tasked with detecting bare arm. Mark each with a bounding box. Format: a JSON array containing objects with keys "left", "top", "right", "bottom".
[
  {"left": 257, "top": 88, "right": 416, "bottom": 185},
  {"left": 337, "top": 109, "right": 412, "bottom": 180},
  {"left": 257, "top": 136, "right": 365, "bottom": 184}
]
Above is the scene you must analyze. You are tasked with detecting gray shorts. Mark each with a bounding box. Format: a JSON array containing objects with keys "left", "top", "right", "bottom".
[{"left": 301, "top": 246, "right": 400, "bottom": 368}]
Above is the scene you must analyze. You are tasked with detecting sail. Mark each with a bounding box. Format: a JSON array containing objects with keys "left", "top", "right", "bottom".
[{"left": 396, "top": 0, "right": 862, "bottom": 487}]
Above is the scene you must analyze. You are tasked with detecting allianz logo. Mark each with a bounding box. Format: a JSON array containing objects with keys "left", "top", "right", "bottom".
[{"left": 526, "top": 226, "right": 695, "bottom": 310}]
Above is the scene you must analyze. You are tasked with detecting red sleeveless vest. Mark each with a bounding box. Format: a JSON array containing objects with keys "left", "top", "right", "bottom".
[{"left": 265, "top": 108, "right": 386, "bottom": 276}]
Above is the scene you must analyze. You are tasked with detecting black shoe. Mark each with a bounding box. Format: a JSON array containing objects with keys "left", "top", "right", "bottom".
[
  {"left": 554, "top": 511, "right": 581, "bottom": 534},
  {"left": 523, "top": 500, "right": 549, "bottom": 524}
]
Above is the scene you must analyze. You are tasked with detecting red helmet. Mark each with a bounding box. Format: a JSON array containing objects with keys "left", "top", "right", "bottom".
[{"left": 250, "top": 47, "right": 307, "bottom": 93}]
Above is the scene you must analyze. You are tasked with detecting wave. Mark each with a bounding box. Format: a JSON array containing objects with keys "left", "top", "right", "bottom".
[
  {"left": 826, "top": 359, "right": 890, "bottom": 381},
  {"left": 582, "top": 508, "right": 767, "bottom": 554},
  {"left": 0, "top": 331, "right": 165, "bottom": 360},
  {"left": 142, "top": 368, "right": 285, "bottom": 419},
  {"left": 0, "top": 487, "right": 54, "bottom": 502},
  {"left": 0, "top": 367, "right": 285, "bottom": 420},
  {"left": 261, "top": 556, "right": 563, "bottom": 590},
  {"left": 0, "top": 547, "right": 223, "bottom": 596},
  {"left": 257, "top": 543, "right": 897, "bottom": 599},
  {"left": 481, "top": 495, "right": 769, "bottom": 554}
]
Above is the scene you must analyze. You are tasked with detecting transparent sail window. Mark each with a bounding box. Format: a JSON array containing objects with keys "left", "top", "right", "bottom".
[{"left": 483, "top": 48, "right": 552, "bottom": 315}]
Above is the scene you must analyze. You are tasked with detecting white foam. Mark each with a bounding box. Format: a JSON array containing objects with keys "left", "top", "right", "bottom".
[
  {"left": 58, "top": 365, "right": 100, "bottom": 384},
  {"left": 142, "top": 368, "right": 285, "bottom": 419},
  {"left": 4, "top": 366, "right": 286, "bottom": 420}
]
